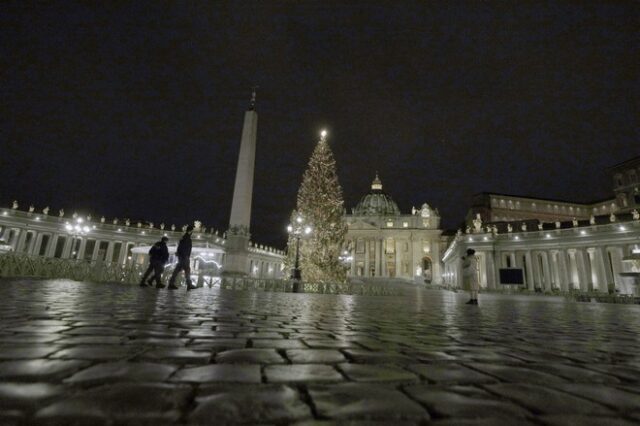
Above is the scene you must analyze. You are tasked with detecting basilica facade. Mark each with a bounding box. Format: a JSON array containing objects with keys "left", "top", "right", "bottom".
[{"left": 343, "top": 175, "right": 446, "bottom": 284}]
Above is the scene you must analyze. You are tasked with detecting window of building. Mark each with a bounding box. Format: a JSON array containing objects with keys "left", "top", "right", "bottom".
[
  {"left": 385, "top": 238, "right": 395, "bottom": 254},
  {"left": 386, "top": 221, "right": 393, "bottom": 227},
  {"left": 402, "top": 222, "right": 408, "bottom": 228},
  {"left": 356, "top": 238, "right": 365, "bottom": 253}
]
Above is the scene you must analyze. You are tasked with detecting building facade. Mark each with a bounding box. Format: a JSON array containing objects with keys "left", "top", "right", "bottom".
[
  {"left": 443, "top": 213, "right": 640, "bottom": 295},
  {"left": 343, "top": 175, "right": 447, "bottom": 284},
  {"left": 0, "top": 205, "right": 285, "bottom": 281},
  {"left": 612, "top": 156, "right": 640, "bottom": 213},
  {"left": 448, "top": 156, "right": 640, "bottom": 295}
]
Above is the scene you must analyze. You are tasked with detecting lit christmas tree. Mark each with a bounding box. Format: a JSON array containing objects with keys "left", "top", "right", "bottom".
[{"left": 287, "top": 130, "right": 348, "bottom": 283}]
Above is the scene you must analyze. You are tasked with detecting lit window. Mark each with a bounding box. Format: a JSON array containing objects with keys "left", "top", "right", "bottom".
[
  {"left": 402, "top": 222, "right": 408, "bottom": 228},
  {"left": 386, "top": 221, "right": 393, "bottom": 227}
]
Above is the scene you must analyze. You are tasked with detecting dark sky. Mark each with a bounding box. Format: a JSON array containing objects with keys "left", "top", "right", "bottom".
[{"left": 1, "top": 1, "right": 638, "bottom": 248}]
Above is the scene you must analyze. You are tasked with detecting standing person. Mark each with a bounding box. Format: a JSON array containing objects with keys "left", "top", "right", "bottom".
[
  {"left": 140, "top": 236, "right": 169, "bottom": 288},
  {"left": 462, "top": 248, "right": 480, "bottom": 305},
  {"left": 168, "top": 225, "right": 196, "bottom": 291}
]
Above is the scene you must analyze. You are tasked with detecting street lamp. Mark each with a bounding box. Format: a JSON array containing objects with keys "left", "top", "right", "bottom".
[
  {"left": 287, "top": 215, "right": 312, "bottom": 292},
  {"left": 64, "top": 218, "right": 91, "bottom": 259}
]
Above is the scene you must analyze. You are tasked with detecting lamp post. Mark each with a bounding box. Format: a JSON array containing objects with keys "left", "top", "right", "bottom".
[
  {"left": 287, "top": 215, "right": 312, "bottom": 293},
  {"left": 64, "top": 217, "right": 91, "bottom": 260}
]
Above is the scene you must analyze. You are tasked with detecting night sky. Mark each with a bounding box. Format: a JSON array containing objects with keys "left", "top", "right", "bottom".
[{"left": 1, "top": 1, "right": 638, "bottom": 248}]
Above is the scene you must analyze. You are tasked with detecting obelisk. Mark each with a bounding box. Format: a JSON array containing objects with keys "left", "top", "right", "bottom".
[{"left": 223, "top": 89, "right": 258, "bottom": 276}]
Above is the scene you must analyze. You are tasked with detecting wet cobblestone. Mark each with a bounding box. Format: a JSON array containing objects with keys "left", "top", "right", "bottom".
[{"left": 0, "top": 277, "right": 639, "bottom": 424}]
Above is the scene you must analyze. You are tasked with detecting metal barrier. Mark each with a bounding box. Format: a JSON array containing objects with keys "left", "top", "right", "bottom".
[{"left": 0, "top": 252, "right": 399, "bottom": 296}]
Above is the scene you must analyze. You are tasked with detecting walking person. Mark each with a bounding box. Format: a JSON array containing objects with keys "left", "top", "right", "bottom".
[
  {"left": 462, "top": 248, "right": 480, "bottom": 305},
  {"left": 140, "top": 236, "right": 169, "bottom": 288},
  {"left": 168, "top": 225, "right": 196, "bottom": 291}
]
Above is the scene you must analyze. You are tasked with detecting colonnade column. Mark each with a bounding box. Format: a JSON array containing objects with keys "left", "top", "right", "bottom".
[
  {"left": 484, "top": 250, "right": 497, "bottom": 289},
  {"left": 523, "top": 251, "right": 535, "bottom": 291},
  {"left": 599, "top": 247, "right": 614, "bottom": 292},
  {"left": 575, "top": 249, "right": 590, "bottom": 292},
  {"left": 105, "top": 242, "right": 115, "bottom": 265}
]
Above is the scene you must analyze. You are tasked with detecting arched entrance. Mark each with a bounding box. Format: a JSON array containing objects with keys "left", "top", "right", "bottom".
[{"left": 422, "top": 256, "right": 433, "bottom": 283}]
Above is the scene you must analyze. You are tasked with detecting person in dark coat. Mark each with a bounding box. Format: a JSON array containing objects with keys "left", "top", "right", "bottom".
[
  {"left": 140, "top": 236, "right": 170, "bottom": 288},
  {"left": 168, "top": 225, "right": 196, "bottom": 290}
]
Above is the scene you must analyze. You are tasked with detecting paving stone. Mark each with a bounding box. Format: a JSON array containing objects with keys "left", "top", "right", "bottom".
[
  {"left": 429, "top": 419, "right": 537, "bottom": 426},
  {"left": 484, "top": 383, "right": 613, "bottom": 415},
  {"left": 343, "top": 349, "right": 415, "bottom": 365},
  {"left": 0, "top": 360, "right": 88, "bottom": 381},
  {"left": 171, "top": 364, "right": 261, "bottom": 383},
  {"left": 64, "top": 362, "right": 177, "bottom": 385},
  {"left": 190, "top": 384, "right": 311, "bottom": 424},
  {"left": 303, "top": 339, "right": 361, "bottom": 349},
  {"left": 405, "top": 351, "right": 459, "bottom": 362},
  {"left": 308, "top": 383, "right": 430, "bottom": 420},
  {"left": 538, "top": 415, "right": 639, "bottom": 426},
  {"left": 53, "top": 336, "right": 125, "bottom": 345},
  {"left": 35, "top": 382, "right": 190, "bottom": 422},
  {"left": 407, "top": 363, "right": 498, "bottom": 384},
  {"left": 0, "top": 334, "right": 61, "bottom": 344},
  {"left": 549, "top": 383, "right": 640, "bottom": 411},
  {"left": 338, "top": 364, "right": 419, "bottom": 383},
  {"left": 0, "top": 345, "right": 63, "bottom": 360},
  {"left": 126, "top": 337, "right": 190, "bottom": 347},
  {"left": 286, "top": 349, "right": 347, "bottom": 364},
  {"left": 1, "top": 279, "right": 640, "bottom": 424},
  {"left": 187, "top": 339, "right": 247, "bottom": 351},
  {"left": 215, "top": 348, "right": 286, "bottom": 364},
  {"left": 51, "top": 345, "right": 142, "bottom": 360},
  {"left": 404, "top": 385, "right": 531, "bottom": 418},
  {"left": 237, "top": 332, "right": 284, "bottom": 339},
  {"left": 6, "top": 326, "right": 70, "bottom": 334},
  {"left": 265, "top": 364, "right": 344, "bottom": 383},
  {"left": 252, "top": 339, "right": 308, "bottom": 349},
  {"left": 63, "top": 327, "right": 124, "bottom": 336},
  {"left": 0, "top": 382, "right": 65, "bottom": 409},
  {"left": 467, "top": 363, "right": 567, "bottom": 384},
  {"left": 526, "top": 363, "right": 621, "bottom": 384},
  {"left": 582, "top": 364, "right": 640, "bottom": 381},
  {"left": 137, "top": 347, "right": 212, "bottom": 364}
]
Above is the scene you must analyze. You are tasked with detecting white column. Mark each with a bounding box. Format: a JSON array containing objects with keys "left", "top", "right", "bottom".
[
  {"left": 599, "top": 247, "right": 614, "bottom": 292},
  {"left": 395, "top": 240, "right": 403, "bottom": 278},
  {"left": 105, "top": 242, "right": 115, "bottom": 265},
  {"left": 15, "top": 230, "right": 27, "bottom": 252},
  {"left": 575, "top": 249, "right": 590, "bottom": 292},
  {"left": 524, "top": 251, "right": 535, "bottom": 291},
  {"left": 374, "top": 238, "right": 381, "bottom": 277},
  {"left": 364, "top": 239, "right": 370, "bottom": 277},
  {"left": 540, "top": 252, "right": 550, "bottom": 290},
  {"left": 485, "top": 250, "right": 497, "bottom": 289}
]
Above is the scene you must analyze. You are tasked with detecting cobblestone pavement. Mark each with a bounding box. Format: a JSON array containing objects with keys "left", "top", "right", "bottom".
[{"left": 0, "top": 278, "right": 639, "bottom": 425}]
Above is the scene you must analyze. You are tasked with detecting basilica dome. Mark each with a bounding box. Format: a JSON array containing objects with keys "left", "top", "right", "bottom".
[{"left": 352, "top": 174, "right": 401, "bottom": 216}]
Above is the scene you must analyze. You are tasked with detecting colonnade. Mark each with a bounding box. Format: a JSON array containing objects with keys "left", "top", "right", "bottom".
[{"left": 442, "top": 221, "right": 640, "bottom": 295}]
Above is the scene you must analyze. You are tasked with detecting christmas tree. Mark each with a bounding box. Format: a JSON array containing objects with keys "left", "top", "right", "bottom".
[{"left": 287, "top": 130, "right": 348, "bottom": 283}]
